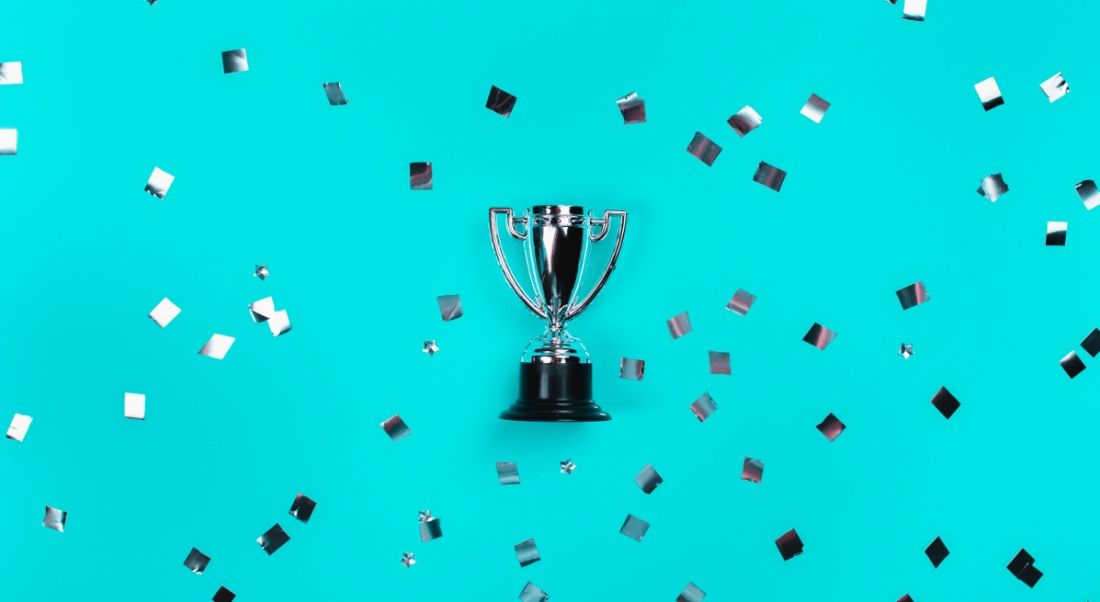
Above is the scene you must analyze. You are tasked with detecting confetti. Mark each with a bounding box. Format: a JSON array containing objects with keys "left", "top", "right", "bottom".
[
  {"left": 485, "top": 85, "right": 516, "bottom": 117},
  {"left": 6, "top": 413, "right": 32, "bottom": 442},
  {"left": 902, "top": 0, "right": 927, "bottom": 20},
  {"left": 401, "top": 552, "right": 416, "bottom": 568},
  {"left": 799, "top": 93, "right": 830, "bottom": 124},
  {"left": 817, "top": 413, "right": 845, "bottom": 441},
  {"left": 0, "top": 128, "right": 16, "bottom": 155},
  {"left": 708, "top": 351, "right": 730, "bottom": 375},
  {"left": 514, "top": 538, "right": 541, "bottom": 567},
  {"left": 1060, "top": 350, "right": 1085, "bottom": 379},
  {"left": 410, "top": 162, "right": 433, "bottom": 190},
  {"left": 183, "top": 548, "right": 211, "bottom": 574},
  {"left": 620, "top": 357, "right": 645, "bottom": 380},
  {"left": 668, "top": 311, "right": 692, "bottom": 339},
  {"left": 803, "top": 322, "right": 837, "bottom": 350},
  {"left": 560, "top": 459, "right": 576, "bottom": 475},
  {"left": 686, "top": 132, "right": 722, "bottom": 166},
  {"left": 422, "top": 340, "right": 439, "bottom": 356},
  {"left": 974, "top": 77, "right": 1004, "bottom": 111},
  {"left": 753, "top": 161, "right": 787, "bottom": 192},
  {"left": 775, "top": 529, "right": 804, "bottom": 560},
  {"left": 149, "top": 297, "right": 181, "bottom": 328},
  {"left": 619, "top": 514, "right": 650, "bottom": 542},
  {"left": 1045, "top": 221, "right": 1067, "bottom": 246},
  {"left": 221, "top": 49, "right": 249, "bottom": 74},
  {"left": 930, "top": 387, "right": 960, "bottom": 419},
  {"left": 43, "top": 506, "right": 66, "bottom": 532},
  {"left": 690, "top": 392, "right": 718, "bottom": 422},
  {"left": 1076, "top": 179, "right": 1100, "bottom": 210},
  {"left": 145, "top": 167, "right": 174, "bottom": 198},
  {"left": 977, "top": 173, "right": 1008, "bottom": 202},
  {"left": 267, "top": 310, "right": 291, "bottom": 337},
  {"left": 677, "top": 582, "right": 706, "bottom": 602},
  {"left": 213, "top": 586, "right": 236, "bottom": 602},
  {"left": 289, "top": 493, "right": 316, "bottom": 523},
  {"left": 616, "top": 92, "right": 646, "bottom": 124},
  {"left": 419, "top": 510, "right": 443, "bottom": 543},
  {"left": 497, "top": 461, "right": 520, "bottom": 485},
  {"left": 1007, "top": 548, "right": 1042, "bottom": 587},
  {"left": 519, "top": 582, "right": 550, "bottom": 602},
  {"left": 1039, "top": 72, "right": 1069, "bottom": 103},
  {"left": 727, "top": 105, "right": 762, "bottom": 137},
  {"left": 124, "top": 392, "right": 146, "bottom": 420},
  {"left": 634, "top": 464, "right": 663, "bottom": 494},
  {"left": 897, "top": 596, "right": 913, "bottom": 602},
  {"left": 249, "top": 297, "right": 277, "bottom": 323},
  {"left": 322, "top": 82, "right": 348, "bottom": 106},
  {"left": 726, "top": 289, "right": 756, "bottom": 316},
  {"left": 925, "top": 536, "right": 949, "bottom": 567},
  {"left": 381, "top": 414, "right": 411, "bottom": 442},
  {"left": 0, "top": 61, "right": 23, "bottom": 85},
  {"left": 437, "top": 294, "right": 463, "bottom": 321},
  {"left": 896, "top": 281, "right": 930, "bottom": 310},
  {"left": 900, "top": 343, "right": 914, "bottom": 359},
  {"left": 198, "top": 334, "right": 235, "bottom": 360},
  {"left": 741, "top": 457, "right": 764, "bottom": 483},
  {"left": 257, "top": 524, "right": 290, "bottom": 555},
  {"left": 1080, "top": 328, "right": 1100, "bottom": 357},
  {"left": 254, "top": 265, "right": 270, "bottom": 280}
]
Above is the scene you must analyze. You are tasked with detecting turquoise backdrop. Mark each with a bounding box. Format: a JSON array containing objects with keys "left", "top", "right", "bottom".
[{"left": 1, "top": 0, "right": 1097, "bottom": 600}]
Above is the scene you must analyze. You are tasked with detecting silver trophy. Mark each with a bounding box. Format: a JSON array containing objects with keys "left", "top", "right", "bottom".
[{"left": 489, "top": 205, "right": 628, "bottom": 421}]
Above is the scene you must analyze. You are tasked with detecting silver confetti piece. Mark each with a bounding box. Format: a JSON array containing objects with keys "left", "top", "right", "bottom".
[
  {"left": 249, "top": 297, "right": 276, "bottom": 323},
  {"left": 741, "top": 457, "right": 764, "bottom": 483},
  {"left": 974, "top": 77, "right": 1004, "bottom": 111},
  {"left": 708, "top": 351, "right": 731, "bottom": 375},
  {"left": 6, "top": 413, "right": 32, "bottom": 442},
  {"left": 410, "top": 162, "right": 433, "bottom": 190},
  {"left": 401, "top": 552, "right": 416, "bottom": 568},
  {"left": 803, "top": 322, "right": 837, "bottom": 350},
  {"left": 322, "top": 82, "right": 348, "bottom": 106},
  {"left": 930, "top": 386, "right": 960, "bottom": 419},
  {"left": 901, "top": 0, "right": 927, "bottom": 20},
  {"left": 560, "top": 459, "right": 576, "bottom": 475},
  {"left": 381, "top": 414, "right": 411, "bottom": 442},
  {"left": 620, "top": 357, "right": 645, "bottom": 381},
  {"left": 198, "top": 334, "right": 235, "bottom": 360},
  {"left": 1081, "top": 328, "right": 1100, "bottom": 357},
  {"left": 267, "top": 310, "right": 291, "bottom": 337},
  {"left": 977, "top": 173, "right": 1008, "bottom": 202},
  {"left": 726, "top": 289, "right": 756, "bottom": 316},
  {"left": 257, "top": 523, "right": 290, "bottom": 555},
  {"left": 437, "top": 294, "right": 463, "bottom": 321},
  {"left": 1039, "top": 72, "right": 1069, "bottom": 103},
  {"left": 727, "top": 105, "right": 762, "bottom": 137},
  {"left": 896, "top": 281, "right": 929, "bottom": 310},
  {"left": 519, "top": 582, "right": 550, "bottom": 602},
  {"left": 690, "top": 392, "right": 718, "bottom": 422},
  {"left": 619, "top": 514, "right": 650, "bottom": 542},
  {"left": 0, "top": 61, "right": 23, "bottom": 85},
  {"left": 419, "top": 510, "right": 443, "bottom": 543},
  {"left": 221, "top": 49, "right": 249, "bottom": 74},
  {"left": 0, "top": 129, "right": 16, "bottom": 155},
  {"left": 616, "top": 92, "right": 646, "bottom": 125},
  {"left": 124, "top": 392, "right": 146, "bottom": 420},
  {"left": 816, "top": 413, "right": 845, "bottom": 441},
  {"left": 677, "top": 582, "right": 706, "bottom": 602},
  {"left": 213, "top": 586, "right": 235, "bottom": 602},
  {"left": 1076, "top": 180, "right": 1100, "bottom": 210},
  {"left": 145, "top": 167, "right": 174, "bottom": 199},
  {"left": 1046, "top": 221, "right": 1067, "bottom": 246},
  {"left": 1060, "top": 350, "right": 1085, "bottom": 379},
  {"left": 43, "top": 506, "right": 66, "bottom": 532},
  {"left": 634, "top": 464, "right": 663, "bottom": 494},
  {"left": 485, "top": 85, "right": 516, "bottom": 117},
  {"left": 667, "top": 311, "right": 692, "bottom": 339},
  {"left": 423, "top": 340, "right": 439, "bottom": 356},
  {"left": 254, "top": 265, "right": 270, "bottom": 280},
  {"left": 799, "top": 93, "right": 830, "bottom": 124},
  {"left": 183, "top": 548, "right": 211, "bottom": 574},
  {"left": 149, "top": 297, "right": 181, "bottom": 328},
  {"left": 496, "top": 461, "right": 520, "bottom": 485},
  {"left": 289, "top": 493, "right": 316, "bottom": 523},
  {"left": 753, "top": 161, "right": 787, "bottom": 192},
  {"left": 900, "top": 343, "right": 913, "bottom": 360},
  {"left": 775, "top": 528, "right": 804, "bottom": 560},
  {"left": 686, "top": 132, "right": 721, "bottom": 166},
  {"left": 514, "top": 538, "right": 541, "bottom": 567}
]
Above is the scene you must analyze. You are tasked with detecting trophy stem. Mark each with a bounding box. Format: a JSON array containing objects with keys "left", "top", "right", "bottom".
[{"left": 500, "top": 362, "right": 611, "bottom": 422}]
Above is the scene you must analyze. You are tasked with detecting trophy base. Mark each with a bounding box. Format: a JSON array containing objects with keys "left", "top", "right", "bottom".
[{"left": 500, "top": 362, "right": 611, "bottom": 422}]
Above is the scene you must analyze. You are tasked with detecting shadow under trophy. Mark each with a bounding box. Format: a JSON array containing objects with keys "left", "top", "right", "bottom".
[{"left": 489, "top": 205, "right": 628, "bottom": 422}]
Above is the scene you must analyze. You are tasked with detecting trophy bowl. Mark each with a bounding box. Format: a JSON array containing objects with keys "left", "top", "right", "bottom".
[{"left": 489, "top": 205, "right": 628, "bottom": 422}]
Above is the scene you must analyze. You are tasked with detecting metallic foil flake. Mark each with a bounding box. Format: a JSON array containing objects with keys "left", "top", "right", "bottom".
[
  {"left": 741, "top": 457, "right": 764, "bottom": 483},
  {"left": 124, "top": 392, "right": 146, "bottom": 420},
  {"left": 1045, "top": 221, "right": 1067, "bottom": 246},
  {"left": 560, "top": 459, "right": 576, "bottom": 474},
  {"left": 925, "top": 536, "right": 949, "bottom": 567},
  {"left": 289, "top": 493, "right": 316, "bottom": 523},
  {"left": 0, "top": 61, "right": 23, "bottom": 85},
  {"left": 514, "top": 538, "right": 541, "bottom": 567},
  {"left": 381, "top": 414, "right": 411, "bottom": 442},
  {"left": 249, "top": 297, "right": 276, "bottom": 323},
  {"left": 977, "top": 173, "right": 1008, "bottom": 202},
  {"left": 634, "top": 464, "right": 663, "bottom": 494},
  {"left": 897, "top": 596, "right": 913, "bottom": 602},
  {"left": 221, "top": 49, "right": 249, "bottom": 74},
  {"left": 616, "top": 92, "right": 646, "bottom": 125},
  {"left": 902, "top": 0, "right": 927, "bottom": 20},
  {"left": 257, "top": 524, "right": 290, "bottom": 555},
  {"left": 619, "top": 514, "right": 650, "bottom": 542},
  {"left": 690, "top": 392, "right": 718, "bottom": 422},
  {"left": 437, "top": 294, "right": 463, "bottom": 321},
  {"left": 775, "top": 529, "right": 804, "bottom": 560},
  {"left": 267, "top": 310, "right": 291, "bottom": 337},
  {"left": 620, "top": 357, "right": 645, "bottom": 381},
  {"left": 213, "top": 587, "right": 236, "bottom": 602},
  {"left": 198, "top": 334, "right": 235, "bottom": 360},
  {"left": 1039, "top": 72, "right": 1069, "bottom": 103},
  {"left": 803, "top": 322, "right": 837, "bottom": 350},
  {"left": 677, "top": 582, "right": 706, "bottom": 602},
  {"left": 184, "top": 548, "right": 211, "bottom": 574},
  {"left": 6, "top": 413, "right": 32, "bottom": 442},
  {"left": 708, "top": 350, "right": 731, "bottom": 375},
  {"left": 896, "top": 281, "right": 930, "bottom": 310},
  {"left": 799, "top": 94, "right": 830, "bottom": 124},
  {"left": 0, "top": 129, "right": 16, "bottom": 155},
  {"left": 686, "top": 132, "right": 722, "bottom": 166},
  {"left": 900, "top": 343, "right": 914, "bottom": 359},
  {"left": 1076, "top": 179, "right": 1100, "bottom": 210},
  {"left": 43, "top": 506, "right": 66, "bottom": 532},
  {"left": 726, "top": 289, "right": 756, "bottom": 316},
  {"left": 1007, "top": 549, "right": 1042, "bottom": 588},
  {"left": 410, "top": 162, "right": 433, "bottom": 190},
  {"left": 668, "top": 311, "right": 693, "bottom": 339},
  {"left": 419, "top": 510, "right": 443, "bottom": 542},
  {"left": 149, "top": 297, "right": 181, "bottom": 328},
  {"left": 974, "top": 77, "right": 1004, "bottom": 110},
  {"left": 753, "top": 161, "right": 787, "bottom": 192},
  {"left": 423, "top": 340, "right": 439, "bottom": 356},
  {"left": 254, "top": 265, "right": 270, "bottom": 280},
  {"left": 497, "top": 461, "right": 520, "bottom": 485},
  {"left": 1060, "top": 350, "right": 1085, "bottom": 379},
  {"left": 930, "top": 386, "right": 960, "bottom": 419},
  {"left": 145, "top": 167, "right": 174, "bottom": 198},
  {"left": 401, "top": 552, "right": 416, "bottom": 568},
  {"left": 519, "top": 582, "right": 550, "bottom": 602},
  {"left": 1080, "top": 328, "right": 1100, "bottom": 357},
  {"left": 727, "top": 105, "right": 762, "bottom": 136},
  {"left": 485, "top": 85, "right": 516, "bottom": 117},
  {"left": 817, "top": 413, "right": 845, "bottom": 441},
  {"left": 322, "top": 82, "right": 348, "bottom": 106}
]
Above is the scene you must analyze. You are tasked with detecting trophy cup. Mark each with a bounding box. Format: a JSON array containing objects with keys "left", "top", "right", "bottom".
[{"left": 489, "top": 205, "right": 628, "bottom": 422}]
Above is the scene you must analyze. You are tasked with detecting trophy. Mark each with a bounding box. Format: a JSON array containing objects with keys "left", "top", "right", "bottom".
[{"left": 489, "top": 205, "right": 628, "bottom": 422}]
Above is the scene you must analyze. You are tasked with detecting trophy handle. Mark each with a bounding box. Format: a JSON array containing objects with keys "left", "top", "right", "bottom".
[
  {"left": 489, "top": 207, "right": 549, "bottom": 320},
  {"left": 565, "top": 210, "right": 628, "bottom": 321}
]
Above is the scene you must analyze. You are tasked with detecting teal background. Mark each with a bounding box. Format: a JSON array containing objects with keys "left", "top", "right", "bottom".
[{"left": 0, "top": 0, "right": 1097, "bottom": 600}]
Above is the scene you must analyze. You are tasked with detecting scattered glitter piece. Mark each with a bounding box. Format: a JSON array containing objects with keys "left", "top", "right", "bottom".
[
  {"left": 221, "top": 49, "right": 249, "bottom": 74},
  {"left": 514, "top": 538, "right": 541, "bottom": 567},
  {"left": 519, "top": 582, "right": 550, "bottom": 602},
  {"left": 423, "top": 340, "right": 439, "bottom": 356},
  {"left": 410, "top": 162, "right": 433, "bottom": 190},
  {"left": 753, "top": 161, "right": 787, "bottom": 192},
  {"left": 560, "top": 459, "right": 576, "bottom": 475},
  {"left": 799, "top": 93, "right": 830, "bottom": 124},
  {"left": 257, "top": 524, "right": 290, "bottom": 555},
  {"left": 690, "top": 392, "right": 718, "bottom": 422},
  {"left": 0, "top": 61, "right": 23, "bottom": 85},
  {"left": 616, "top": 92, "right": 646, "bottom": 124},
  {"left": 896, "top": 281, "right": 930, "bottom": 310},
  {"left": 1080, "top": 328, "right": 1100, "bottom": 357},
  {"left": 149, "top": 297, "right": 181, "bottom": 328},
  {"left": 686, "top": 132, "right": 721, "bottom": 166},
  {"left": 289, "top": 493, "right": 316, "bottom": 523},
  {"left": 322, "top": 82, "right": 348, "bottom": 105},
  {"left": 677, "top": 582, "right": 706, "bottom": 602},
  {"left": 775, "top": 529, "right": 804, "bottom": 560},
  {"left": 497, "top": 461, "right": 520, "bottom": 485},
  {"left": 708, "top": 351, "right": 731, "bottom": 375},
  {"left": 381, "top": 414, "right": 411, "bottom": 442},
  {"left": 741, "top": 457, "right": 764, "bottom": 483},
  {"left": 213, "top": 586, "right": 236, "bottom": 602},
  {"left": 437, "top": 294, "right": 463, "bottom": 321},
  {"left": 419, "top": 510, "right": 443, "bottom": 542},
  {"left": 0, "top": 129, "right": 16, "bottom": 155},
  {"left": 43, "top": 506, "right": 66, "bottom": 532},
  {"left": 620, "top": 357, "right": 645, "bottom": 381},
  {"left": 124, "top": 392, "right": 146, "bottom": 420},
  {"left": 925, "top": 536, "right": 949, "bottom": 568},
  {"left": 254, "top": 265, "right": 269, "bottom": 280},
  {"left": 401, "top": 552, "right": 416, "bottom": 568},
  {"left": 1045, "top": 221, "right": 1067, "bottom": 246},
  {"left": 974, "top": 77, "right": 1004, "bottom": 111},
  {"left": 1076, "top": 180, "right": 1100, "bottom": 210},
  {"left": 977, "top": 173, "right": 1008, "bottom": 202},
  {"left": 619, "top": 514, "right": 650, "bottom": 542},
  {"left": 900, "top": 343, "right": 914, "bottom": 360},
  {"left": 930, "top": 387, "right": 960, "bottom": 419},
  {"left": 198, "top": 334, "right": 235, "bottom": 360},
  {"left": 1039, "top": 72, "right": 1069, "bottom": 103},
  {"left": 249, "top": 297, "right": 276, "bottom": 323},
  {"left": 485, "top": 85, "right": 516, "bottom": 117},
  {"left": 634, "top": 464, "right": 663, "bottom": 494},
  {"left": 267, "top": 310, "right": 291, "bottom": 337},
  {"left": 727, "top": 105, "right": 762, "bottom": 137},
  {"left": 902, "top": 0, "right": 927, "bottom": 20},
  {"left": 726, "top": 289, "right": 756, "bottom": 316},
  {"left": 145, "top": 167, "right": 174, "bottom": 199},
  {"left": 6, "top": 413, "right": 32, "bottom": 442},
  {"left": 1007, "top": 549, "right": 1042, "bottom": 588},
  {"left": 817, "top": 413, "right": 845, "bottom": 441},
  {"left": 668, "top": 311, "right": 692, "bottom": 339},
  {"left": 184, "top": 548, "right": 211, "bottom": 574},
  {"left": 1060, "top": 350, "right": 1085, "bottom": 379},
  {"left": 897, "top": 595, "right": 913, "bottom": 602},
  {"left": 803, "top": 323, "right": 837, "bottom": 350}
]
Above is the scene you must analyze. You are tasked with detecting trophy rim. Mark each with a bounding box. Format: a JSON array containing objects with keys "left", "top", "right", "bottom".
[{"left": 531, "top": 204, "right": 585, "bottom": 215}]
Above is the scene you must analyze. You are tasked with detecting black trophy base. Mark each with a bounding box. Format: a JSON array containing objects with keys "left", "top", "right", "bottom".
[{"left": 500, "top": 361, "right": 611, "bottom": 422}]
